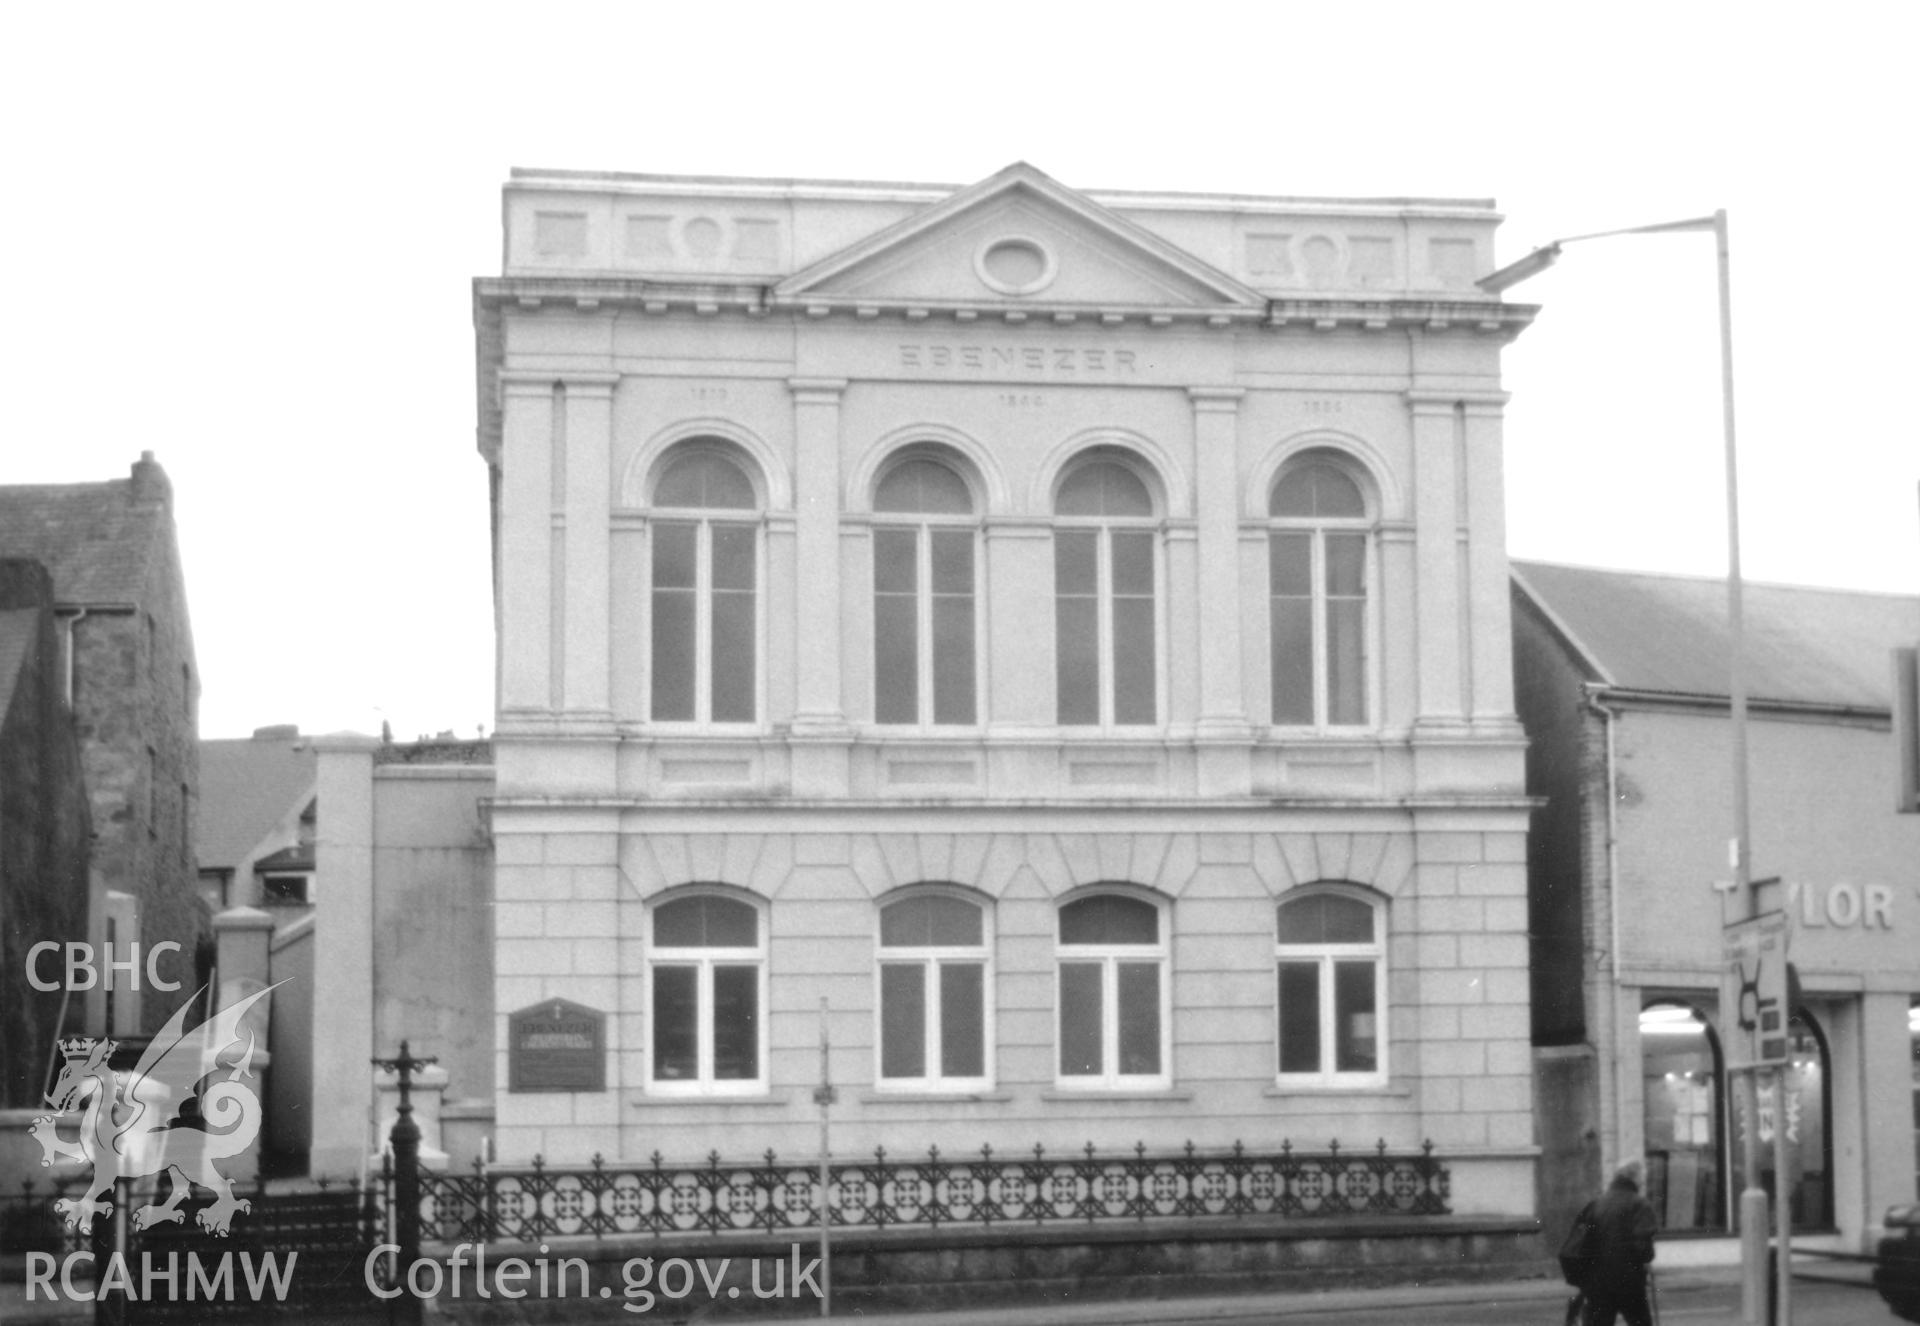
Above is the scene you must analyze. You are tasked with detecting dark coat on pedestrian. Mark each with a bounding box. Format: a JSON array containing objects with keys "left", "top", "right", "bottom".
[{"left": 1585, "top": 1168, "right": 1658, "bottom": 1290}]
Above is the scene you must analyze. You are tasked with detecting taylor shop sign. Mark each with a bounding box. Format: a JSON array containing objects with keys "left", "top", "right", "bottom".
[{"left": 1784, "top": 880, "right": 1898, "bottom": 932}]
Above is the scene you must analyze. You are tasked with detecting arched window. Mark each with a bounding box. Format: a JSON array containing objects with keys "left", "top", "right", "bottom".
[
  {"left": 1268, "top": 452, "right": 1372, "bottom": 728},
  {"left": 1639, "top": 1001, "right": 1724, "bottom": 1231},
  {"left": 1904, "top": 997, "right": 1920, "bottom": 1205},
  {"left": 872, "top": 455, "right": 978, "bottom": 727},
  {"left": 1275, "top": 887, "right": 1385, "bottom": 1085},
  {"left": 1056, "top": 891, "right": 1169, "bottom": 1089},
  {"left": 1911, "top": 997, "right": 1920, "bottom": 1201},
  {"left": 1645, "top": 1000, "right": 1835, "bottom": 1233},
  {"left": 876, "top": 889, "right": 991, "bottom": 1089},
  {"left": 1731, "top": 1008, "right": 1833, "bottom": 1232},
  {"left": 1053, "top": 456, "right": 1159, "bottom": 728},
  {"left": 647, "top": 892, "right": 766, "bottom": 1095},
  {"left": 650, "top": 445, "right": 761, "bottom": 725}
]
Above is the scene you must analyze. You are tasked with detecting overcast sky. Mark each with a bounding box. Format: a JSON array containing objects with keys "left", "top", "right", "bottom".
[{"left": 4, "top": 4, "right": 1914, "bottom": 740}]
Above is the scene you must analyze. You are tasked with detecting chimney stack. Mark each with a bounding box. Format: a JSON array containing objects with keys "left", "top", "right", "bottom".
[{"left": 129, "top": 451, "right": 171, "bottom": 506}]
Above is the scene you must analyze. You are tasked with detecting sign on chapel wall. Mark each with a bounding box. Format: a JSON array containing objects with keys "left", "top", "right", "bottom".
[{"left": 508, "top": 999, "right": 605, "bottom": 1092}]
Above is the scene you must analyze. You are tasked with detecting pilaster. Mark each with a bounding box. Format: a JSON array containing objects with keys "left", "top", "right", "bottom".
[
  {"left": 1406, "top": 391, "right": 1464, "bottom": 729},
  {"left": 309, "top": 736, "right": 378, "bottom": 1178},
  {"left": 1461, "top": 395, "right": 1518, "bottom": 723},
  {"left": 497, "top": 374, "right": 555, "bottom": 717},
  {"left": 788, "top": 378, "right": 850, "bottom": 794},
  {"left": 1188, "top": 388, "right": 1251, "bottom": 746},
  {"left": 561, "top": 373, "right": 619, "bottom": 726}
]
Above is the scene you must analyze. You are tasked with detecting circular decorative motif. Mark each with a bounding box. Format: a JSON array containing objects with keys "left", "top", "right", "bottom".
[
  {"left": 974, "top": 235, "right": 1057, "bottom": 296},
  {"left": 1300, "top": 234, "right": 1341, "bottom": 287},
  {"left": 669, "top": 1180, "right": 702, "bottom": 1216}
]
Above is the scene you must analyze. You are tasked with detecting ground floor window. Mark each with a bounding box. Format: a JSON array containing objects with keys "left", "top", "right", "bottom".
[
  {"left": 1055, "top": 892, "right": 1169, "bottom": 1090},
  {"left": 1911, "top": 997, "right": 1919, "bottom": 1199},
  {"left": 1730, "top": 1010, "right": 1832, "bottom": 1230},
  {"left": 1642, "top": 997, "right": 1835, "bottom": 1233},
  {"left": 647, "top": 893, "right": 766, "bottom": 1095},
  {"left": 1641, "top": 1002, "right": 1723, "bottom": 1231},
  {"left": 1275, "top": 888, "right": 1385, "bottom": 1086},
  {"left": 876, "top": 890, "right": 991, "bottom": 1090}
]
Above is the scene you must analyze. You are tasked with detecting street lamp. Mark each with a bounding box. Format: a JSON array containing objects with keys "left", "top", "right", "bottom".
[{"left": 1483, "top": 211, "right": 1783, "bottom": 1325}]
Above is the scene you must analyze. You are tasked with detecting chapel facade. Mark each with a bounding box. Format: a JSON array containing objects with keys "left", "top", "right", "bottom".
[{"left": 473, "top": 163, "right": 1539, "bottom": 1216}]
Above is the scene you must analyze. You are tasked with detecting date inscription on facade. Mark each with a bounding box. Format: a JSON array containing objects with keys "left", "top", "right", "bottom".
[
  {"left": 900, "top": 344, "right": 1140, "bottom": 376},
  {"left": 508, "top": 998, "right": 606, "bottom": 1092}
]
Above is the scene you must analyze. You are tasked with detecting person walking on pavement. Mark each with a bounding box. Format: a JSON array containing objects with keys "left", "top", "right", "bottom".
[{"left": 1577, "top": 1159, "right": 1660, "bottom": 1325}]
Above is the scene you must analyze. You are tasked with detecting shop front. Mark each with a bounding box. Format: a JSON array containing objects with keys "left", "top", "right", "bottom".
[
  {"left": 1511, "top": 560, "right": 1920, "bottom": 1255},
  {"left": 1637, "top": 998, "right": 1837, "bottom": 1236}
]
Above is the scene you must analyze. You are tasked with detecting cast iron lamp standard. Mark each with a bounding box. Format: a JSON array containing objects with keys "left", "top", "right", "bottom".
[
  {"left": 1480, "top": 211, "right": 1783, "bottom": 1326},
  {"left": 373, "top": 1041, "right": 440, "bottom": 1326}
]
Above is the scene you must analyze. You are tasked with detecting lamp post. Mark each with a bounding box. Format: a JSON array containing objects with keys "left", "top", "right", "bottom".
[{"left": 1481, "top": 211, "right": 1782, "bottom": 1325}]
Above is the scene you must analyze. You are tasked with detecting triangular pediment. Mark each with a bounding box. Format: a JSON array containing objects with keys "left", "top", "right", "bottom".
[{"left": 774, "top": 163, "right": 1265, "bottom": 313}]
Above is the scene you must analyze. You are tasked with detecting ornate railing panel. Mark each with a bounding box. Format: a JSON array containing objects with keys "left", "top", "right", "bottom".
[
  {"left": 1, "top": 1175, "right": 89, "bottom": 1264},
  {"left": 418, "top": 1139, "right": 1448, "bottom": 1243}
]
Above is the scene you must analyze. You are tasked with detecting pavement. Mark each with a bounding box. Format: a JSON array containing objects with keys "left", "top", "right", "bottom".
[
  {"left": 0, "top": 1263, "right": 1897, "bottom": 1325},
  {"left": 827, "top": 1271, "right": 1709, "bottom": 1324}
]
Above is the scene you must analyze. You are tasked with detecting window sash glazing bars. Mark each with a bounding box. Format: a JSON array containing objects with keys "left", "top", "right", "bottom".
[
  {"left": 650, "top": 518, "right": 761, "bottom": 727},
  {"left": 1055, "top": 940, "right": 1170, "bottom": 1089},
  {"left": 648, "top": 946, "right": 766, "bottom": 1095},
  {"left": 1055, "top": 522, "right": 1159, "bottom": 730}
]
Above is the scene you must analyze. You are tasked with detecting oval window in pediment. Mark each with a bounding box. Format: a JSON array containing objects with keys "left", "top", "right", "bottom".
[{"left": 976, "top": 236, "right": 1055, "bottom": 296}]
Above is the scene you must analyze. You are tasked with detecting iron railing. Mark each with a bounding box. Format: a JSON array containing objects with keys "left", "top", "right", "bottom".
[
  {"left": 419, "top": 1138, "right": 1449, "bottom": 1243},
  {"left": 0, "top": 1175, "right": 89, "bottom": 1264}
]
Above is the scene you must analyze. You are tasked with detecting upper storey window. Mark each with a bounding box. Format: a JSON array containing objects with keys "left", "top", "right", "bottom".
[
  {"left": 1054, "top": 457, "right": 1158, "bottom": 728},
  {"left": 651, "top": 446, "right": 760, "bottom": 725},
  {"left": 1268, "top": 454, "right": 1371, "bottom": 728},
  {"left": 873, "top": 456, "right": 978, "bottom": 727}
]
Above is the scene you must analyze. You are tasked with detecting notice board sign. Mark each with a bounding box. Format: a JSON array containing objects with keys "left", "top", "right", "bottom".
[
  {"left": 1720, "top": 910, "right": 1789, "bottom": 1071},
  {"left": 508, "top": 999, "right": 605, "bottom": 1092}
]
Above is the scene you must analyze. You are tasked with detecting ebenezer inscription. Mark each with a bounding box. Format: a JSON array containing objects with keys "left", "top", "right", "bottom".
[
  {"left": 508, "top": 999, "right": 605, "bottom": 1092},
  {"left": 899, "top": 344, "right": 1141, "bottom": 375}
]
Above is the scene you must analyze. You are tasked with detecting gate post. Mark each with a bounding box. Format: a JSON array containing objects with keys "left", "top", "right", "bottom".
[{"left": 373, "top": 1041, "right": 437, "bottom": 1324}]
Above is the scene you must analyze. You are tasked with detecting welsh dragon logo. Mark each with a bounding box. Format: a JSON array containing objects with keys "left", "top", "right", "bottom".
[{"left": 31, "top": 984, "right": 279, "bottom": 1237}]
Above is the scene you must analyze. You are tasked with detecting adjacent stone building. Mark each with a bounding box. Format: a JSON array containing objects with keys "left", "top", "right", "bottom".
[
  {"left": 0, "top": 560, "right": 91, "bottom": 1110},
  {"left": 308, "top": 736, "right": 495, "bottom": 1176},
  {"left": 1513, "top": 559, "right": 1920, "bottom": 1256},
  {"left": 196, "top": 724, "right": 317, "bottom": 916},
  {"left": 466, "top": 162, "right": 1542, "bottom": 1220},
  {"left": 0, "top": 453, "right": 205, "bottom": 1036}
]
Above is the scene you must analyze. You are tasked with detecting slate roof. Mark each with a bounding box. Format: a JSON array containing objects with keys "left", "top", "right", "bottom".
[
  {"left": 1513, "top": 560, "right": 1920, "bottom": 711},
  {"left": 0, "top": 609, "right": 38, "bottom": 718},
  {"left": 196, "top": 734, "right": 317, "bottom": 873},
  {"left": 0, "top": 479, "right": 161, "bottom": 605}
]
